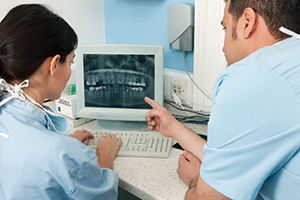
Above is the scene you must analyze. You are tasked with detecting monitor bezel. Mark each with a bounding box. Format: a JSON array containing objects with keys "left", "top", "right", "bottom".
[{"left": 75, "top": 44, "right": 164, "bottom": 122}]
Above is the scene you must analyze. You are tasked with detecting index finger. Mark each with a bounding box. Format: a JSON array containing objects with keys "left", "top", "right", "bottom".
[
  {"left": 182, "top": 151, "right": 200, "bottom": 162},
  {"left": 78, "top": 130, "right": 94, "bottom": 140},
  {"left": 178, "top": 154, "right": 189, "bottom": 164},
  {"left": 144, "top": 96, "right": 162, "bottom": 110},
  {"left": 81, "top": 129, "right": 94, "bottom": 138}
]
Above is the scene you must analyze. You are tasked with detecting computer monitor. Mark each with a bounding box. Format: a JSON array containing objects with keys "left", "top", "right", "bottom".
[{"left": 75, "top": 44, "right": 164, "bottom": 131}]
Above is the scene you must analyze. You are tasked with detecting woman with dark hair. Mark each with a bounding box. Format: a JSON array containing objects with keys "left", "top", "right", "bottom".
[{"left": 0, "top": 4, "right": 121, "bottom": 199}]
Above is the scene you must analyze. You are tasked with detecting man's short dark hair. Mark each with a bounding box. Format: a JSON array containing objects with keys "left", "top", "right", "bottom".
[{"left": 224, "top": 0, "right": 300, "bottom": 39}]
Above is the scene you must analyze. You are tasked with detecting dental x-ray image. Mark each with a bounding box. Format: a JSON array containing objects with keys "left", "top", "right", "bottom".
[{"left": 83, "top": 54, "right": 155, "bottom": 109}]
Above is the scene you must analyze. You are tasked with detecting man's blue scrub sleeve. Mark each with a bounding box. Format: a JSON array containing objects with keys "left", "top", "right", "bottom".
[{"left": 200, "top": 39, "right": 300, "bottom": 200}]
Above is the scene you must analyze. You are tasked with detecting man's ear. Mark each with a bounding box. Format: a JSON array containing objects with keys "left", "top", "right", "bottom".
[
  {"left": 242, "top": 8, "right": 257, "bottom": 39},
  {"left": 49, "top": 55, "right": 61, "bottom": 75}
]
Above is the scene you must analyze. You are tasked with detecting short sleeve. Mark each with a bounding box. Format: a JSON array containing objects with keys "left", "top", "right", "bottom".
[{"left": 200, "top": 63, "right": 300, "bottom": 200}]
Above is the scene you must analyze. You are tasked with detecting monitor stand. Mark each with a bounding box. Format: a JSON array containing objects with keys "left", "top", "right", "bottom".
[{"left": 96, "top": 119, "right": 148, "bottom": 132}]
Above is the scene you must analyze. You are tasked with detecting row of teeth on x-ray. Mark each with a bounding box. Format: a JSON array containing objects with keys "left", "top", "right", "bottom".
[
  {"left": 88, "top": 85, "right": 144, "bottom": 92},
  {"left": 86, "top": 75, "right": 147, "bottom": 87},
  {"left": 85, "top": 85, "right": 146, "bottom": 99},
  {"left": 84, "top": 71, "right": 152, "bottom": 99}
]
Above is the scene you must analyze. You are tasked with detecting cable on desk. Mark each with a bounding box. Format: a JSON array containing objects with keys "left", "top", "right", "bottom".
[
  {"left": 176, "top": 91, "right": 212, "bottom": 111},
  {"left": 138, "top": 125, "right": 149, "bottom": 132},
  {"left": 174, "top": 115, "right": 209, "bottom": 123},
  {"left": 165, "top": 101, "right": 210, "bottom": 116},
  {"left": 43, "top": 99, "right": 53, "bottom": 103},
  {"left": 165, "top": 101, "right": 210, "bottom": 123},
  {"left": 182, "top": 121, "right": 208, "bottom": 124}
]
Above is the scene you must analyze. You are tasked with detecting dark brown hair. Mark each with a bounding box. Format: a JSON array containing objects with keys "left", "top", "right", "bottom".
[
  {"left": 0, "top": 4, "right": 78, "bottom": 83},
  {"left": 224, "top": 0, "right": 300, "bottom": 39}
]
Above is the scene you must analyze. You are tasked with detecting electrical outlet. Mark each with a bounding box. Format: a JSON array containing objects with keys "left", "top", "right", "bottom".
[
  {"left": 171, "top": 78, "right": 187, "bottom": 100},
  {"left": 164, "top": 68, "right": 193, "bottom": 107}
]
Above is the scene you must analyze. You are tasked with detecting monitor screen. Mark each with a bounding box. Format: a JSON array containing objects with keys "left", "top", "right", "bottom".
[
  {"left": 75, "top": 44, "right": 164, "bottom": 130},
  {"left": 84, "top": 54, "right": 154, "bottom": 109}
]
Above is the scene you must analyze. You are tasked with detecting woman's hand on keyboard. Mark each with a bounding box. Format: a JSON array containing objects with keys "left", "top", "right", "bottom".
[
  {"left": 96, "top": 133, "right": 122, "bottom": 170},
  {"left": 69, "top": 129, "right": 94, "bottom": 146}
]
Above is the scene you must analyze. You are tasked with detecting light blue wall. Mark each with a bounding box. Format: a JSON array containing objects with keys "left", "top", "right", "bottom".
[{"left": 104, "top": 0, "right": 195, "bottom": 72}]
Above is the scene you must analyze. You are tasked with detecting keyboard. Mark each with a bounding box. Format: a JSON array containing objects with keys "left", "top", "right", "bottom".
[{"left": 88, "top": 130, "right": 173, "bottom": 158}]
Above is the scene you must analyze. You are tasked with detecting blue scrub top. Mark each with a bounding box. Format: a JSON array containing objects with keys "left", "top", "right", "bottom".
[
  {"left": 0, "top": 96, "right": 118, "bottom": 200},
  {"left": 201, "top": 38, "right": 300, "bottom": 200}
]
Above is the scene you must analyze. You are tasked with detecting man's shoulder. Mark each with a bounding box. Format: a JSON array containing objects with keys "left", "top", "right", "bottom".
[{"left": 215, "top": 39, "right": 300, "bottom": 91}]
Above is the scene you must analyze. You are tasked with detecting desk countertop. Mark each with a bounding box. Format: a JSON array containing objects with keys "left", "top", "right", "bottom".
[
  {"left": 69, "top": 120, "right": 207, "bottom": 200},
  {"left": 114, "top": 147, "right": 187, "bottom": 200}
]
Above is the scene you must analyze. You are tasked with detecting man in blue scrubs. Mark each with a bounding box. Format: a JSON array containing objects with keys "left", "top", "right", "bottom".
[{"left": 145, "top": 0, "right": 300, "bottom": 199}]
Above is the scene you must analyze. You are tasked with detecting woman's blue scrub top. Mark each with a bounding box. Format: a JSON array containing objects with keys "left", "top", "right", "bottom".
[{"left": 0, "top": 96, "right": 118, "bottom": 200}]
